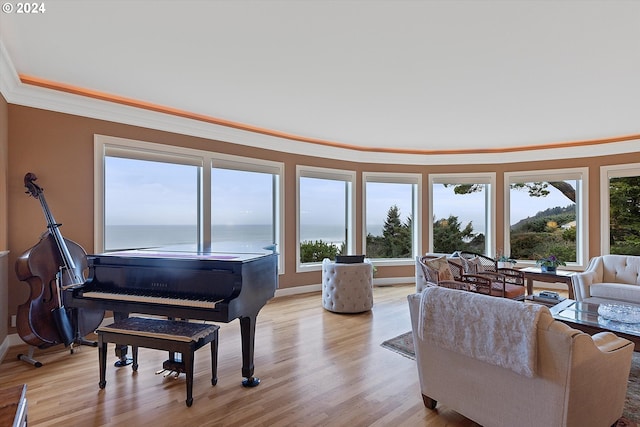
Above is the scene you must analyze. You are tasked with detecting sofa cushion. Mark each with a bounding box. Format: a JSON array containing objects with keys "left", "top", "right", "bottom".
[
  {"left": 470, "top": 256, "right": 485, "bottom": 272},
  {"left": 424, "top": 256, "right": 454, "bottom": 281},
  {"left": 491, "top": 283, "right": 526, "bottom": 299},
  {"left": 601, "top": 255, "right": 640, "bottom": 285},
  {"left": 462, "top": 256, "right": 483, "bottom": 274},
  {"left": 590, "top": 282, "right": 640, "bottom": 305}
]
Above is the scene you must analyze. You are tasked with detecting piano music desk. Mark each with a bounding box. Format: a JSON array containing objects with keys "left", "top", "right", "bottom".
[{"left": 96, "top": 317, "right": 219, "bottom": 407}]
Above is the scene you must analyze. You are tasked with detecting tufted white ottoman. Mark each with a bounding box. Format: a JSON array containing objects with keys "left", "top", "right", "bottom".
[{"left": 322, "top": 258, "right": 374, "bottom": 313}]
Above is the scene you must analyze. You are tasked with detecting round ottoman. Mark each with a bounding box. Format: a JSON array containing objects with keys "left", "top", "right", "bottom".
[{"left": 322, "top": 258, "right": 374, "bottom": 313}]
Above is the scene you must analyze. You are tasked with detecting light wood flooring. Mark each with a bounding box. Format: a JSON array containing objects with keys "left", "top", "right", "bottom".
[{"left": 0, "top": 284, "right": 482, "bottom": 427}]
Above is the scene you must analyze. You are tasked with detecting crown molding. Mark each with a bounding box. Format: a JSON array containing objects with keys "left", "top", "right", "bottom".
[{"left": 1, "top": 40, "right": 638, "bottom": 165}]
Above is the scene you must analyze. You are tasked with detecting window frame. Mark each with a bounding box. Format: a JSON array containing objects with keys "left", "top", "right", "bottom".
[
  {"left": 428, "top": 172, "right": 496, "bottom": 256},
  {"left": 599, "top": 162, "right": 640, "bottom": 255},
  {"left": 94, "top": 134, "right": 285, "bottom": 272},
  {"left": 504, "top": 167, "right": 588, "bottom": 268},
  {"left": 362, "top": 172, "right": 422, "bottom": 265},
  {"left": 296, "top": 165, "right": 356, "bottom": 272}
]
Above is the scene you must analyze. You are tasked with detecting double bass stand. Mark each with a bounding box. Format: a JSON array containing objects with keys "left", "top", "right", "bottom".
[
  {"left": 17, "top": 347, "right": 43, "bottom": 368},
  {"left": 17, "top": 308, "right": 99, "bottom": 367}
]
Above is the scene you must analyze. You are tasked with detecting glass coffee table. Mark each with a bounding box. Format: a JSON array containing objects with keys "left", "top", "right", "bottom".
[{"left": 549, "top": 299, "right": 640, "bottom": 351}]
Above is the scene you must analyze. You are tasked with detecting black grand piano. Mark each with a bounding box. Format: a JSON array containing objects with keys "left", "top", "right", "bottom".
[{"left": 64, "top": 245, "right": 278, "bottom": 387}]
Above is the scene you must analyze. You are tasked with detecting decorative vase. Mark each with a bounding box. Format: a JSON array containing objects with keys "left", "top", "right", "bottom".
[{"left": 541, "top": 265, "right": 556, "bottom": 273}]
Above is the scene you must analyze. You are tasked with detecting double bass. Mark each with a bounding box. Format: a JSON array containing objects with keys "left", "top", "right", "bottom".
[{"left": 15, "top": 173, "right": 104, "bottom": 352}]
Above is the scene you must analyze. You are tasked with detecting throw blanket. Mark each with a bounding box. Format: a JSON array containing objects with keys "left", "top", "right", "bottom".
[{"left": 418, "top": 286, "right": 545, "bottom": 378}]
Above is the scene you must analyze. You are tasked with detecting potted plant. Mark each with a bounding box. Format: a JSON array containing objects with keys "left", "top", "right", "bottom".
[
  {"left": 536, "top": 254, "right": 566, "bottom": 273},
  {"left": 496, "top": 250, "right": 516, "bottom": 269}
]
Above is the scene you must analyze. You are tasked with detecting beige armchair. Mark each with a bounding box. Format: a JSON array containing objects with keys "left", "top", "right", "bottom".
[
  {"left": 408, "top": 287, "right": 634, "bottom": 427},
  {"left": 572, "top": 254, "right": 640, "bottom": 306}
]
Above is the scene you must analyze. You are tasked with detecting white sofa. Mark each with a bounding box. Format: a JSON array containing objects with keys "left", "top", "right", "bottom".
[
  {"left": 408, "top": 287, "right": 634, "bottom": 427},
  {"left": 572, "top": 254, "right": 640, "bottom": 305}
]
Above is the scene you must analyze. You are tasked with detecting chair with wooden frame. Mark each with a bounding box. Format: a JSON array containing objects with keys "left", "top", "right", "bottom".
[{"left": 453, "top": 251, "right": 526, "bottom": 299}]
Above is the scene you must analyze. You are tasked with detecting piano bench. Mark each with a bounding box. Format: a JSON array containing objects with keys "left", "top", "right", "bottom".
[{"left": 96, "top": 317, "right": 219, "bottom": 407}]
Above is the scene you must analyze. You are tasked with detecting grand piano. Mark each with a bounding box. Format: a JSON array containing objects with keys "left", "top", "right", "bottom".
[{"left": 64, "top": 245, "right": 278, "bottom": 387}]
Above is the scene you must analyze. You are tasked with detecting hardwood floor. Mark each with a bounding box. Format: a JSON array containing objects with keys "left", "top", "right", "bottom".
[{"left": 0, "top": 285, "right": 478, "bottom": 427}]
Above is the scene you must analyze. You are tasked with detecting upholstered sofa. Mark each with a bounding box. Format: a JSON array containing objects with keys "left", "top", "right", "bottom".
[
  {"left": 408, "top": 287, "right": 634, "bottom": 427},
  {"left": 572, "top": 254, "right": 640, "bottom": 306}
]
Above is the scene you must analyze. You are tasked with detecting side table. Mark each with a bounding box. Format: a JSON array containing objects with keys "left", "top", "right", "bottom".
[{"left": 520, "top": 267, "right": 576, "bottom": 299}]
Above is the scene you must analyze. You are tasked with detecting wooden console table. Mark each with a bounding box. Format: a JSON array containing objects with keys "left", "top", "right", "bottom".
[
  {"left": 0, "top": 384, "right": 27, "bottom": 427},
  {"left": 520, "top": 267, "right": 576, "bottom": 299}
]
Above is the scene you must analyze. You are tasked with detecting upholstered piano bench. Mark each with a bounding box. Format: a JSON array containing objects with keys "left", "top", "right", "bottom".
[
  {"left": 96, "top": 317, "right": 219, "bottom": 407},
  {"left": 322, "top": 258, "right": 374, "bottom": 313}
]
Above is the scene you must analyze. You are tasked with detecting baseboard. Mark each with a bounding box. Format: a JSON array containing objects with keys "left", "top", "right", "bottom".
[
  {"left": 0, "top": 335, "right": 9, "bottom": 363},
  {"left": 0, "top": 333, "right": 25, "bottom": 363},
  {"left": 275, "top": 283, "right": 321, "bottom": 297},
  {"left": 374, "top": 276, "right": 414, "bottom": 287}
]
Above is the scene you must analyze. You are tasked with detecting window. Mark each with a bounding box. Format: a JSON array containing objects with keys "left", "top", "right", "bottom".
[
  {"left": 297, "top": 166, "right": 355, "bottom": 270},
  {"left": 363, "top": 173, "right": 421, "bottom": 262},
  {"left": 211, "top": 156, "right": 282, "bottom": 254},
  {"left": 95, "top": 135, "right": 284, "bottom": 272},
  {"left": 103, "top": 156, "right": 199, "bottom": 251},
  {"left": 600, "top": 163, "right": 640, "bottom": 255},
  {"left": 505, "top": 168, "right": 588, "bottom": 267},
  {"left": 96, "top": 147, "right": 200, "bottom": 251},
  {"left": 429, "top": 173, "right": 494, "bottom": 255}
]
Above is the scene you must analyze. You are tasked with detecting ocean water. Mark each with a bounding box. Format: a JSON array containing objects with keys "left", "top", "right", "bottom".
[{"left": 105, "top": 224, "right": 353, "bottom": 251}]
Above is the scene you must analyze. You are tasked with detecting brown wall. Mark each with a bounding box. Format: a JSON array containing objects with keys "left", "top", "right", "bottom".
[
  {"left": 1, "top": 93, "right": 8, "bottom": 343},
  {"left": 5, "top": 103, "right": 640, "bottom": 338}
]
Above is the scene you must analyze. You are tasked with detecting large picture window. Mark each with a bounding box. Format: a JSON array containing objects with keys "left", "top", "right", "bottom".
[
  {"left": 297, "top": 166, "right": 355, "bottom": 270},
  {"left": 103, "top": 156, "right": 199, "bottom": 251},
  {"left": 429, "top": 173, "right": 494, "bottom": 255},
  {"left": 95, "top": 135, "right": 284, "bottom": 272},
  {"left": 211, "top": 156, "right": 281, "bottom": 254},
  {"left": 363, "top": 173, "right": 420, "bottom": 262},
  {"left": 600, "top": 163, "right": 640, "bottom": 255},
  {"left": 505, "top": 168, "right": 588, "bottom": 267}
]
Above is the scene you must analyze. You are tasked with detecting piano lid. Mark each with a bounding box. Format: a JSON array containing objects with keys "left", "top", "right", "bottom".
[{"left": 95, "top": 243, "right": 277, "bottom": 263}]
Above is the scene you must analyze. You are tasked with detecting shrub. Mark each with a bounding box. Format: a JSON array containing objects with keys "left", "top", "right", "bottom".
[{"left": 300, "top": 240, "right": 343, "bottom": 263}]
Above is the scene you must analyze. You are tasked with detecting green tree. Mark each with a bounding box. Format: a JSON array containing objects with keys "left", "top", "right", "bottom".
[
  {"left": 381, "top": 205, "right": 412, "bottom": 257},
  {"left": 366, "top": 205, "right": 412, "bottom": 258},
  {"left": 452, "top": 182, "right": 575, "bottom": 202},
  {"left": 432, "top": 215, "right": 476, "bottom": 254},
  {"left": 610, "top": 176, "right": 640, "bottom": 255}
]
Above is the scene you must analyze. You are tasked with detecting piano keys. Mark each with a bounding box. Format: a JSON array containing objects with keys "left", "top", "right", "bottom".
[{"left": 64, "top": 246, "right": 278, "bottom": 387}]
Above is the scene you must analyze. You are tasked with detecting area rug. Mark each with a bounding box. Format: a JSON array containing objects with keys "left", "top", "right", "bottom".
[{"left": 382, "top": 331, "right": 640, "bottom": 425}]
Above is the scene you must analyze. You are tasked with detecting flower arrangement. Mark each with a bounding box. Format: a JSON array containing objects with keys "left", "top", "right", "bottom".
[{"left": 536, "top": 254, "right": 566, "bottom": 272}]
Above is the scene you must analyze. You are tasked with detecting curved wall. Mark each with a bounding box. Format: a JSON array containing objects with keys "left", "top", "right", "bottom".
[{"left": 4, "top": 103, "right": 640, "bottom": 339}]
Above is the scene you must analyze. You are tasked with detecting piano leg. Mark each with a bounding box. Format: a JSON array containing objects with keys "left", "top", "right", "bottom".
[
  {"left": 113, "top": 311, "right": 132, "bottom": 367},
  {"left": 240, "top": 315, "right": 260, "bottom": 387}
]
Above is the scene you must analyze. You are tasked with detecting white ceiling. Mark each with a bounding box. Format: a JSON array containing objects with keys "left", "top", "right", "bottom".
[{"left": 1, "top": 0, "right": 639, "bottom": 154}]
